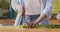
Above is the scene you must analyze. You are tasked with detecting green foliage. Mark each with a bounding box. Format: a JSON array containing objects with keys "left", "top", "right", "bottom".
[
  {"left": 17, "top": 23, "right": 57, "bottom": 28},
  {"left": 52, "top": 0, "right": 60, "bottom": 14},
  {"left": 0, "top": 0, "right": 10, "bottom": 9},
  {"left": 2, "top": 12, "right": 9, "bottom": 17},
  {"left": 13, "top": 10, "right": 17, "bottom": 17},
  {"left": 17, "top": 23, "right": 27, "bottom": 28},
  {"left": 2, "top": 10, "right": 17, "bottom": 18},
  {"left": 34, "top": 24, "right": 56, "bottom": 28}
]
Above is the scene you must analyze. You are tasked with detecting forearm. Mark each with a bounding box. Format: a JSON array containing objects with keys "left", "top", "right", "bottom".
[
  {"left": 20, "top": 8, "right": 25, "bottom": 16},
  {"left": 35, "top": 0, "right": 53, "bottom": 23},
  {"left": 35, "top": 13, "right": 47, "bottom": 23}
]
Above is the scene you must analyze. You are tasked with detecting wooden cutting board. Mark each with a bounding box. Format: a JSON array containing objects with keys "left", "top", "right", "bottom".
[{"left": 0, "top": 26, "right": 60, "bottom": 32}]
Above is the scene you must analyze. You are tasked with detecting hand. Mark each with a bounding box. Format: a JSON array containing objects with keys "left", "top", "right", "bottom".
[
  {"left": 27, "top": 22, "right": 33, "bottom": 28},
  {"left": 27, "top": 21, "right": 39, "bottom": 28},
  {"left": 32, "top": 21, "right": 39, "bottom": 27}
]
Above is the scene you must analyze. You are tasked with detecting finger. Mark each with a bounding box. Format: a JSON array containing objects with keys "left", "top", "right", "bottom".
[
  {"left": 32, "top": 23, "right": 35, "bottom": 27},
  {"left": 27, "top": 22, "right": 32, "bottom": 28},
  {"left": 29, "top": 23, "right": 32, "bottom": 28},
  {"left": 27, "top": 23, "right": 30, "bottom": 28},
  {"left": 32, "top": 22, "right": 36, "bottom": 27},
  {"left": 31, "top": 23, "right": 33, "bottom": 28}
]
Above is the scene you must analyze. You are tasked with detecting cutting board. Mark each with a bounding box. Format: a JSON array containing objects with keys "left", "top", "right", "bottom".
[{"left": 0, "top": 26, "right": 60, "bottom": 32}]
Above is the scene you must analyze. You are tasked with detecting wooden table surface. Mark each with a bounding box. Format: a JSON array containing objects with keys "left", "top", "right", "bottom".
[
  {"left": 0, "top": 26, "right": 60, "bottom": 32},
  {"left": 0, "top": 19, "right": 60, "bottom": 24},
  {"left": 0, "top": 20, "right": 60, "bottom": 32},
  {"left": 49, "top": 20, "right": 60, "bottom": 24}
]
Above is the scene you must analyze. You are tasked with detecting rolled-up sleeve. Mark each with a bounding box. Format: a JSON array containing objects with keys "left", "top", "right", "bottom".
[
  {"left": 11, "top": 0, "right": 24, "bottom": 12},
  {"left": 41, "top": 0, "right": 53, "bottom": 18}
]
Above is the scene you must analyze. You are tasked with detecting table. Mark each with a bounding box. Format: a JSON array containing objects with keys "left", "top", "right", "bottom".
[{"left": 0, "top": 26, "right": 60, "bottom": 32}]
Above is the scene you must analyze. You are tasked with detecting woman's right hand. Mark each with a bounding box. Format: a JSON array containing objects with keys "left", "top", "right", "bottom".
[{"left": 27, "top": 22, "right": 33, "bottom": 28}]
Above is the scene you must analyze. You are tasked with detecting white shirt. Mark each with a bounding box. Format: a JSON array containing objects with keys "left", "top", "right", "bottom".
[
  {"left": 11, "top": 0, "right": 53, "bottom": 16},
  {"left": 24, "top": 0, "right": 42, "bottom": 15},
  {"left": 11, "top": 0, "right": 42, "bottom": 15}
]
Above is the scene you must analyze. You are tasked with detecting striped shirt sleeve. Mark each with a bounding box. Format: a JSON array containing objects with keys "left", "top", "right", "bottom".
[
  {"left": 41, "top": 0, "right": 53, "bottom": 18},
  {"left": 18, "top": 0, "right": 24, "bottom": 5},
  {"left": 11, "top": 0, "right": 24, "bottom": 12}
]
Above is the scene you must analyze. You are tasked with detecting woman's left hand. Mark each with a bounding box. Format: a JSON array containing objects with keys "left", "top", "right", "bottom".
[{"left": 32, "top": 21, "right": 39, "bottom": 27}]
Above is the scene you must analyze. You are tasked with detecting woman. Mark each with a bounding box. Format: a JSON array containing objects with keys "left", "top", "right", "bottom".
[{"left": 11, "top": 0, "right": 53, "bottom": 27}]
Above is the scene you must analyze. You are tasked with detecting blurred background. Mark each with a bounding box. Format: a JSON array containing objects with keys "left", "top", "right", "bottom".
[{"left": 0, "top": 0, "right": 60, "bottom": 26}]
